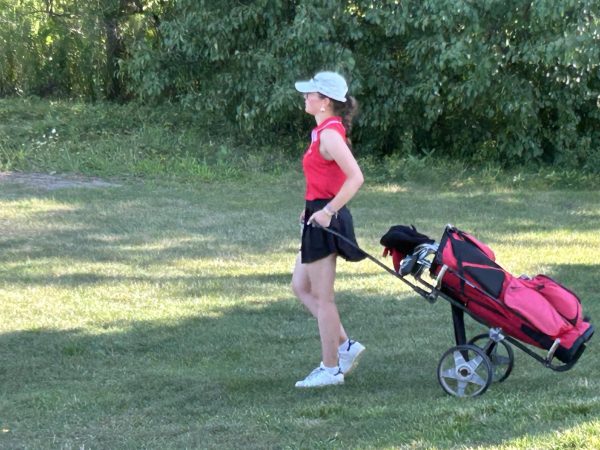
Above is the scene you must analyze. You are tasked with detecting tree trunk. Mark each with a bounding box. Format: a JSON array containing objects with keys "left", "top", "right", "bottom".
[{"left": 104, "top": 15, "right": 123, "bottom": 100}]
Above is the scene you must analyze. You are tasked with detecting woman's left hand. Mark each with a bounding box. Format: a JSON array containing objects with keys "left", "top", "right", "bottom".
[{"left": 307, "top": 209, "right": 332, "bottom": 228}]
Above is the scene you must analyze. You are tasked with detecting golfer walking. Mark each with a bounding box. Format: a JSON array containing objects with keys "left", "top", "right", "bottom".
[{"left": 292, "top": 71, "right": 366, "bottom": 388}]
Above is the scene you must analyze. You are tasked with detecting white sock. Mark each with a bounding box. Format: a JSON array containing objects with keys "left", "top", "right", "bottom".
[
  {"left": 320, "top": 362, "right": 341, "bottom": 375},
  {"left": 324, "top": 365, "right": 340, "bottom": 375}
]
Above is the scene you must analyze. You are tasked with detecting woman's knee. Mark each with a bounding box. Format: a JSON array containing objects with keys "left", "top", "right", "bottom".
[
  {"left": 291, "top": 275, "right": 310, "bottom": 298},
  {"left": 291, "top": 279, "right": 303, "bottom": 297}
]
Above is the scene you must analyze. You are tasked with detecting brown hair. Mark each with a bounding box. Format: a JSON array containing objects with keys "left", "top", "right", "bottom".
[
  {"left": 332, "top": 95, "right": 358, "bottom": 137},
  {"left": 317, "top": 93, "right": 359, "bottom": 136}
]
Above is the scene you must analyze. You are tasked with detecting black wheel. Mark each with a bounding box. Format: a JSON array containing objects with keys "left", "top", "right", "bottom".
[
  {"left": 437, "top": 344, "right": 493, "bottom": 397},
  {"left": 468, "top": 333, "right": 514, "bottom": 383}
]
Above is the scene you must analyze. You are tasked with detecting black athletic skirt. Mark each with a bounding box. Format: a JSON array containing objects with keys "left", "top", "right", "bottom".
[{"left": 301, "top": 199, "right": 366, "bottom": 264}]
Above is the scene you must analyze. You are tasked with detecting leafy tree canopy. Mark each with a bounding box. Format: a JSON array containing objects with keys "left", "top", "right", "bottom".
[{"left": 1, "top": 1, "right": 599, "bottom": 169}]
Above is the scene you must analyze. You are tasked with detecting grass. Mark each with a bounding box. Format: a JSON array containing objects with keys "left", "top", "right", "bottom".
[
  {"left": 0, "top": 97, "right": 296, "bottom": 182},
  {"left": 0, "top": 173, "right": 599, "bottom": 449},
  {"left": 0, "top": 97, "right": 599, "bottom": 448}
]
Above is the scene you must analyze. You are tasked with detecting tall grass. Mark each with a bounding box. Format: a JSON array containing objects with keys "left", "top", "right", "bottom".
[
  {"left": 0, "top": 98, "right": 296, "bottom": 182},
  {"left": 2, "top": 98, "right": 598, "bottom": 188}
]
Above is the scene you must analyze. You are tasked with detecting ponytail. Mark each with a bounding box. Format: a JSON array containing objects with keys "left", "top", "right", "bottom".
[
  {"left": 316, "top": 92, "right": 359, "bottom": 147},
  {"left": 333, "top": 96, "right": 358, "bottom": 137}
]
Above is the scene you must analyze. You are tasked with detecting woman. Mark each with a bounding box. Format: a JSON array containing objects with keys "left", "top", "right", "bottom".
[{"left": 292, "top": 71, "right": 366, "bottom": 388}]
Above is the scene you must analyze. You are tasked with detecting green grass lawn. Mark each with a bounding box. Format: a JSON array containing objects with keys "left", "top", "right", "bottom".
[{"left": 1, "top": 172, "right": 598, "bottom": 449}]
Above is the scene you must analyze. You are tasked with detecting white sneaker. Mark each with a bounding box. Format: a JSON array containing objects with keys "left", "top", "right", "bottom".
[
  {"left": 295, "top": 363, "right": 344, "bottom": 388},
  {"left": 338, "top": 340, "right": 366, "bottom": 375}
]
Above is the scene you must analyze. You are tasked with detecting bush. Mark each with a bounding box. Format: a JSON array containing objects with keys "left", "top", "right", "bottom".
[
  {"left": 2, "top": 1, "right": 599, "bottom": 171},
  {"left": 122, "top": 0, "right": 600, "bottom": 169}
]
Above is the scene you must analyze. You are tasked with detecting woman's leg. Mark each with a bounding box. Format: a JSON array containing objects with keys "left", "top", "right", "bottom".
[
  {"left": 291, "top": 253, "right": 348, "bottom": 346},
  {"left": 305, "top": 253, "right": 342, "bottom": 367}
]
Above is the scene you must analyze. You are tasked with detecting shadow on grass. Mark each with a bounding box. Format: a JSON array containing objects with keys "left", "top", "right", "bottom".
[
  {"left": 1, "top": 181, "right": 599, "bottom": 447},
  {"left": 0, "top": 278, "right": 597, "bottom": 448},
  {"left": 2, "top": 182, "right": 600, "bottom": 271}
]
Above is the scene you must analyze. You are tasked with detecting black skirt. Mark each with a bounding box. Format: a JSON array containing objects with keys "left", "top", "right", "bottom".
[{"left": 301, "top": 199, "right": 366, "bottom": 264}]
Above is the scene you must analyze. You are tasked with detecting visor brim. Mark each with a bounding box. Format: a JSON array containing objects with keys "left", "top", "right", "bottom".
[{"left": 295, "top": 80, "right": 318, "bottom": 93}]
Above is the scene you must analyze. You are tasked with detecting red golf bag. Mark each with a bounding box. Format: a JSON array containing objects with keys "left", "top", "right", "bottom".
[{"left": 431, "top": 226, "right": 594, "bottom": 364}]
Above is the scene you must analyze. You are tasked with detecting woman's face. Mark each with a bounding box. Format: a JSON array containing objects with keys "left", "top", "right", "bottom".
[{"left": 303, "top": 92, "right": 326, "bottom": 115}]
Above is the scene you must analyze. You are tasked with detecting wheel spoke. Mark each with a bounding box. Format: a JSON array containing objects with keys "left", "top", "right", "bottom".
[
  {"left": 492, "top": 354, "right": 510, "bottom": 365},
  {"left": 468, "top": 372, "right": 487, "bottom": 387},
  {"left": 453, "top": 351, "right": 467, "bottom": 367},
  {"left": 441, "top": 368, "right": 459, "bottom": 380},
  {"left": 467, "top": 355, "right": 484, "bottom": 371}
]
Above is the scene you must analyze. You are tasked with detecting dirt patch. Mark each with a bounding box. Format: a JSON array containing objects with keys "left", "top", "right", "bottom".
[{"left": 0, "top": 172, "right": 121, "bottom": 191}]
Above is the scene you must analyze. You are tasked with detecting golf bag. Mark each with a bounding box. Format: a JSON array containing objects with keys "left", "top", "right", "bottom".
[{"left": 429, "top": 226, "right": 594, "bottom": 364}]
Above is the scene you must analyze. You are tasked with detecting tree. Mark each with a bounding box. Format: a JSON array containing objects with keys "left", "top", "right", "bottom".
[
  {"left": 1, "top": 0, "right": 599, "bottom": 169},
  {"left": 0, "top": 0, "right": 164, "bottom": 100}
]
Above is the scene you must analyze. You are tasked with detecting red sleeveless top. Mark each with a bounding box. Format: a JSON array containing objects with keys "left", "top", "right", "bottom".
[{"left": 302, "top": 116, "right": 347, "bottom": 200}]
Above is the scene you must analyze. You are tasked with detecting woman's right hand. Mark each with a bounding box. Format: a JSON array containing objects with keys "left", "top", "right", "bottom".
[{"left": 299, "top": 210, "right": 305, "bottom": 224}]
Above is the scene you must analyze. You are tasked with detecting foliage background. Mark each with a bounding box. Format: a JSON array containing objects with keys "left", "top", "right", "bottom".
[{"left": 1, "top": 0, "right": 599, "bottom": 170}]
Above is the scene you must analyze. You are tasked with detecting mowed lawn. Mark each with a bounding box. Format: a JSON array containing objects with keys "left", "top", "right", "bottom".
[{"left": 0, "top": 173, "right": 598, "bottom": 449}]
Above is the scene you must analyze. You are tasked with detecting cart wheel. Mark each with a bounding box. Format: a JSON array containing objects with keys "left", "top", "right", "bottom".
[
  {"left": 468, "top": 333, "right": 514, "bottom": 383},
  {"left": 437, "top": 344, "right": 493, "bottom": 397}
]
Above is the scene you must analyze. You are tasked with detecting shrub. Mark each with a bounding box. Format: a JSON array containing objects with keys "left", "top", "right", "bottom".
[
  {"left": 123, "top": 0, "right": 600, "bottom": 168},
  {"left": 2, "top": 1, "right": 599, "bottom": 171}
]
